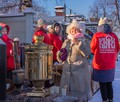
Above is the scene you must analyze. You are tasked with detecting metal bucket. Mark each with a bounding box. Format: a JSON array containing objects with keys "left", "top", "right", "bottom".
[{"left": 12, "top": 69, "right": 25, "bottom": 85}]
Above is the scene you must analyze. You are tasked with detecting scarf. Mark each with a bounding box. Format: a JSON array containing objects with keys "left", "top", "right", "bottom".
[{"left": 67, "top": 33, "right": 84, "bottom": 40}]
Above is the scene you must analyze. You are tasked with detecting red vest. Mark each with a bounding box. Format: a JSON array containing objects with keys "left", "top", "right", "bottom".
[{"left": 90, "top": 32, "right": 120, "bottom": 70}]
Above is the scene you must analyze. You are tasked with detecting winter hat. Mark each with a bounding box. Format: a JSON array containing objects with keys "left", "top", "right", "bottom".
[
  {"left": 97, "top": 17, "right": 108, "bottom": 32},
  {"left": 66, "top": 19, "right": 82, "bottom": 34},
  {"left": 98, "top": 17, "right": 108, "bottom": 26},
  {"left": 52, "top": 22, "right": 61, "bottom": 35},
  {"left": 52, "top": 22, "right": 61, "bottom": 30},
  {"left": 47, "top": 25, "right": 52, "bottom": 29},
  {"left": 0, "top": 23, "right": 10, "bottom": 34},
  {"left": 37, "top": 18, "right": 46, "bottom": 28}
]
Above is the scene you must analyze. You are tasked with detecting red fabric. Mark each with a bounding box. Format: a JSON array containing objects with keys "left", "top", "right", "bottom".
[
  {"left": 90, "top": 32, "right": 120, "bottom": 70},
  {"left": 32, "top": 30, "right": 51, "bottom": 45},
  {"left": 0, "top": 23, "right": 15, "bottom": 71},
  {"left": 48, "top": 33, "right": 62, "bottom": 61}
]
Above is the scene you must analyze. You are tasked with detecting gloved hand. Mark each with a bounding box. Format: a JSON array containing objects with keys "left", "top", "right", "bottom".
[
  {"left": 59, "top": 48, "right": 68, "bottom": 61},
  {"left": 54, "top": 61, "right": 59, "bottom": 65},
  {"left": 88, "top": 53, "right": 94, "bottom": 60},
  {"left": 0, "top": 33, "right": 2, "bottom": 37},
  {"left": 0, "top": 26, "right": 2, "bottom": 30}
]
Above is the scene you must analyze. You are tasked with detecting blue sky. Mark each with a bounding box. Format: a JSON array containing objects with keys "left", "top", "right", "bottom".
[{"left": 40, "top": 0, "right": 95, "bottom": 17}]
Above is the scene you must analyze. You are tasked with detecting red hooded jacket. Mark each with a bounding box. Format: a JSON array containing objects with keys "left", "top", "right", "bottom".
[
  {"left": 0, "top": 23, "right": 15, "bottom": 71},
  {"left": 48, "top": 33, "right": 62, "bottom": 62},
  {"left": 90, "top": 32, "right": 120, "bottom": 70}
]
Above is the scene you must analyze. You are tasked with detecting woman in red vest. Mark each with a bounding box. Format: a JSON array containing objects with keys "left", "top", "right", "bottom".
[{"left": 90, "top": 18, "right": 120, "bottom": 102}]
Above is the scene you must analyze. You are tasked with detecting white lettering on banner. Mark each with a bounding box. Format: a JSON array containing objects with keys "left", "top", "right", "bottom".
[{"left": 99, "top": 35, "right": 115, "bottom": 53}]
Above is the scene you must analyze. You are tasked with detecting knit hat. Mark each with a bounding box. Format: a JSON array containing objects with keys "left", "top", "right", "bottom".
[
  {"left": 37, "top": 18, "right": 46, "bottom": 28},
  {"left": 47, "top": 25, "right": 52, "bottom": 29},
  {"left": 97, "top": 17, "right": 106, "bottom": 32},
  {"left": 98, "top": 17, "right": 108, "bottom": 26},
  {"left": 97, "top": 17, "right": 111, "bottom": 32}
]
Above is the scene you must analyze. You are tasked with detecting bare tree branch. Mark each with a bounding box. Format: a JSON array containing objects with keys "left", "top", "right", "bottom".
[
  {"left": 88, "top": 0, "right": 120, "bottom": 30},
  {"left": 0, "top": 0, "right": 50, "bottom": 17}
]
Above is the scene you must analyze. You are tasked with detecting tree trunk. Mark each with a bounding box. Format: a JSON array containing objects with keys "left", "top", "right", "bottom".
[{"left": 115, "top": 0, "right": 120, "bottom": 26}]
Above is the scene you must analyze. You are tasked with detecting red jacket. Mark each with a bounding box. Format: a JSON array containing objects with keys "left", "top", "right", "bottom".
[
  {"left": 90, "top": 32, "right": 120, "bottom": 70},
  {"left": 32, "top": 29, "right": 51, "bottom": 45},
  {"left": 48, "top": 33, "right": 62, "bottom": 62},
  {"left": 0, "top": 23, "right": 15, "bottom": 71}
]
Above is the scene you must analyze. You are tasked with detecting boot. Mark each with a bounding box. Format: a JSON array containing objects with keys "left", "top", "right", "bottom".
[
  {"left": 102, "top": 100, "right": 108, "bottom": 102},
  {"left": 108, "top": 99, "right": 113, "bottom": 102}
]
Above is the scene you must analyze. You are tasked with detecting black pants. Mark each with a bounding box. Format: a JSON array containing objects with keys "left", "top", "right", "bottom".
[
  {"left": 7, "top": 70, "right": 13, "bottom": 80},
  {"left": 99, "top": 82, "right": 113, "bottom": 101}
]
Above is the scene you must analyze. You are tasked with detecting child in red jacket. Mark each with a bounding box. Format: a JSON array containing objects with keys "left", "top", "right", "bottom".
[
  {"left": 47, "top": 22, "right": 63, "bottom": 63},
  {"left": 0, "top": 23, "right": 15, "bottom": 79}
]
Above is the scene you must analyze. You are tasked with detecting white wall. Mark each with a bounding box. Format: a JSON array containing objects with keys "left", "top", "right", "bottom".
[{"left": 0, "top": 8, "right": 35, "bottom": 43}]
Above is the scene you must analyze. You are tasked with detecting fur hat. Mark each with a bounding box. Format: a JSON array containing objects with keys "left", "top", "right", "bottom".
[
  {"left": 66, "top": 19, "right": 85, "bottom": 34},
  {"left": 37, "top": 18, "right": 46, "bottom": 28}
]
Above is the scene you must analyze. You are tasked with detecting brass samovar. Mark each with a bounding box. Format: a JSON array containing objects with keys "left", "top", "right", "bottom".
[{"left": 25, "top": 36, "right": 53, "bottom": 97}]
